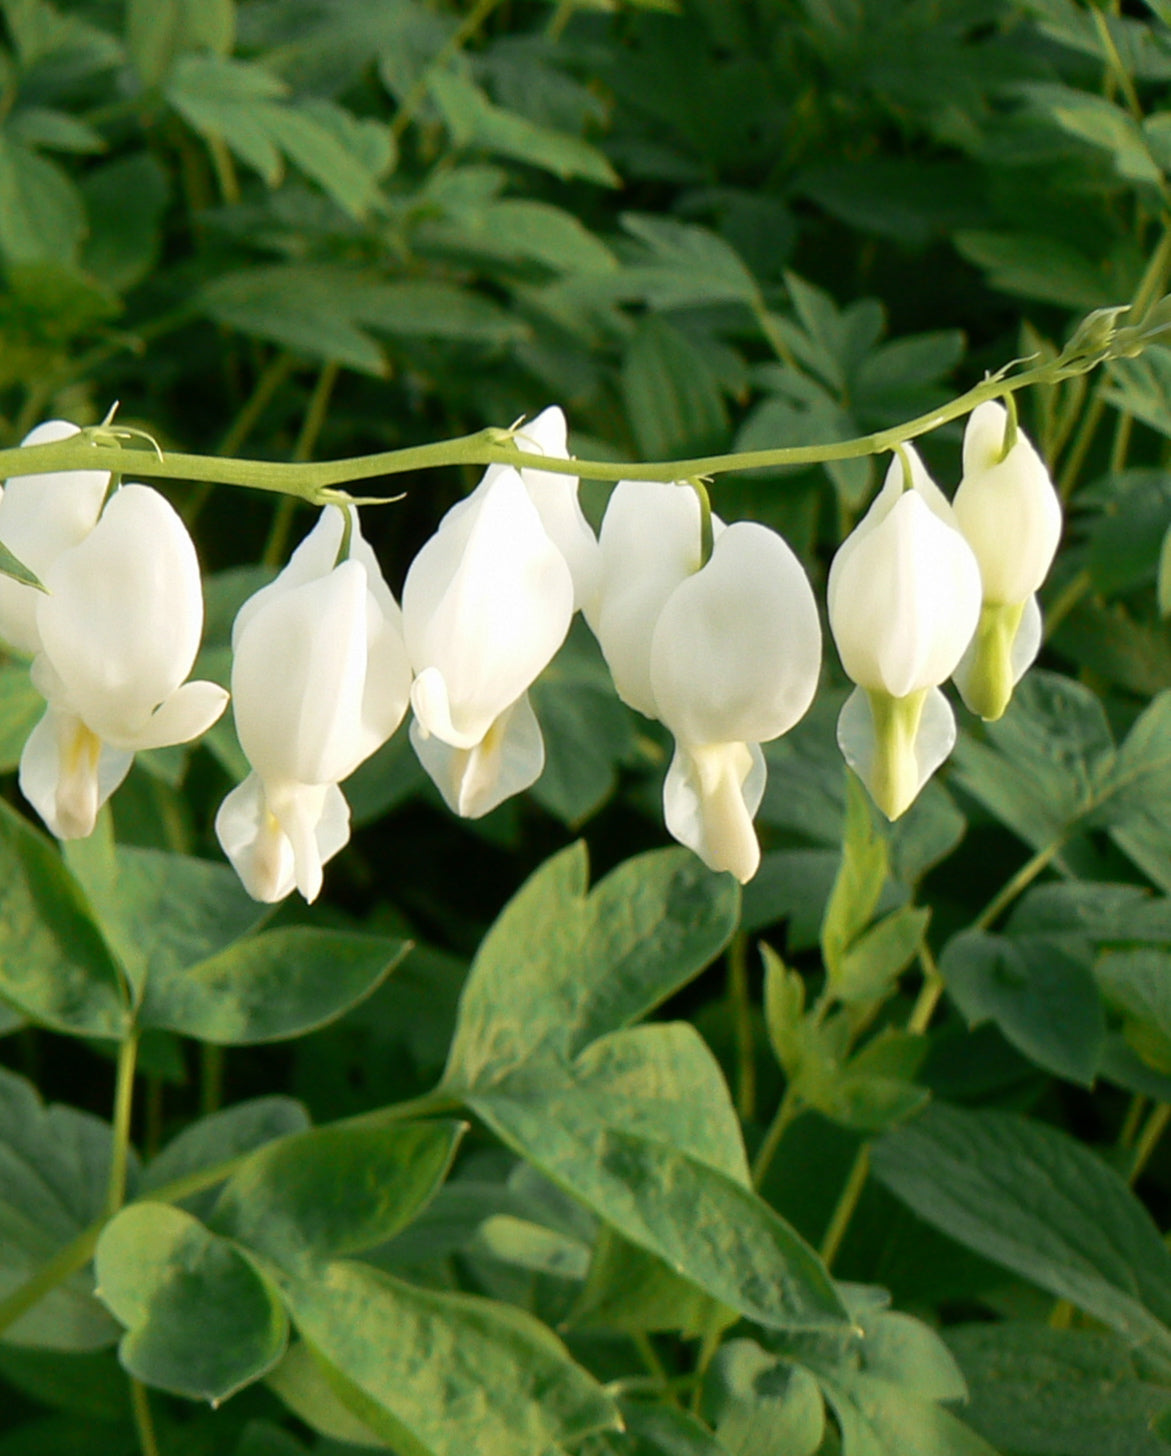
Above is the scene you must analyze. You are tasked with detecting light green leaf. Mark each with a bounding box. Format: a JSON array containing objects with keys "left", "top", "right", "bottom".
[
  {"left": 622, "top": 314, "right": 730, "bottom": 460},
  {"left": 139, "top": 927, "right": 409, "bottom": 1044},
  {"left": 211, "top": 1121, "right": 464, "bottom": 1272},
  {"left": 444, "top": 843, "right": 738, "bottom": 1091},
  {"left": 0, "top": 134, "right": 85, "bottom": 265},
  {"left": 0, "top": 663, "right": 45, "bottom": 771},
  {"left": 873, "top": 1103, "right": 1171, "bottom": 1353},
  {"left": 835, "top": 905, "right": 929, "bottom": 1007},
  {"left": 267, "top": 1342, "right": 387, "bottom": 1448},
  {"left": 618, "top": 214, "right": 759, "bottom": 309},
  {"left": 95, "top": 1202, "right": 287, "bottom": 1402},
  {"left": 429, "top": 70, "right": 619, "bottom": 186},
  {"left": 0, "top": 799, "right": 127, "bottom": 1037},
  {"left": 0, "top": 1066, "right": 125, "bottom": 1351},
  {"left": 1096, "top": 948, "right": 1171, "bottom": 1073},
  {"left": 708, "top": 1340, "right": 825, "bottom": 1456},
  {"left": 141, "top": 1097, "right": 311, "bottom": 1198},
  {"left": 1029, "top": 85, "right": 1162, "bottom": 183},
  {"left": 822, "top": 773, "right": 889, "bottom": 992},
  {"left": 953, "top": 231, "right": 1115, "bottom": 310},
  {"left": 277, "top": 1261, "right": 620, "bottom": 1456}
]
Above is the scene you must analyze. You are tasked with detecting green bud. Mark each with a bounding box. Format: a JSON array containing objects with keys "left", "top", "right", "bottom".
[
  {"left": 957, "top": 600, "right": 1026, "bottom": 721},
  {"left": 864, "top": 688, "right": 928, "bottom": 821}
]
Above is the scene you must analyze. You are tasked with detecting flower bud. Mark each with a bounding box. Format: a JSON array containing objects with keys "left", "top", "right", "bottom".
[
  {"left": 951, "top": 400, "right": 1062, "bottom": 720},
  {"left": 828, "top": 448, "right": 982, "bottom": 820}
]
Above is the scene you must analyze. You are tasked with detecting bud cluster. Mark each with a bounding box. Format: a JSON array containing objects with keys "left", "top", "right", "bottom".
[{"left": 0, "top": 399, "right": 1061, "bottom": 897}]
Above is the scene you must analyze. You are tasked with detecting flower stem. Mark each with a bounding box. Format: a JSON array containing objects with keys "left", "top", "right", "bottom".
[
  {"left": 1129, "top": 1103, "right": 1171, "bottom": 1183},
  {"left": 819, "top": 1143, "right": 870, "bottom": 1270},
  {"left": 974, "top": 838, "right": 1066, "bottom": 932},
  {"left": 131, "top": 1378, "right": 161, "bottom": 1456},
  {"left": 751, "top": 1084, "right": 801, "bottom": 1187},
  {"left": 907, "top": 943, "right": 945, "bottom": 1034},
  {"left": 106, "top": 1032, "right": 139, "bottom": 1219}
]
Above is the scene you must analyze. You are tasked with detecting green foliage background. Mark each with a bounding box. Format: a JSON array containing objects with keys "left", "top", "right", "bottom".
[{"left": 4, "top": 1, "right": 1171, "bottom": 1454}]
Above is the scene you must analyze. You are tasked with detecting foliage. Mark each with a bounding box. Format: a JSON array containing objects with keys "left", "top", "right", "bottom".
[{"left": 3, "top": 3, "right": 1171, "bottom": 1456}]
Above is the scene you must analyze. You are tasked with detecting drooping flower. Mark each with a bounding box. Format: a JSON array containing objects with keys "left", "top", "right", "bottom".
[
  {"left": 402, "top": 465, "right": 574, "bottom": 819},
  {"left": 586, "top": 480, "right": 821, "bottom": 882},
  {"left": 216, "top": 505, "right": 412, "bottom": 903},
  {"left": 0, "top": 420, "right": 111, "bottom": 656},
  {"left": 20, "top": 484, "right": 229, "bottom": 839},
  {"left": 951, "top": 399, "right": 1062, "bottom": 720},
  {"left": 828, "top": 447, "right": 982, "bottom": 820}
]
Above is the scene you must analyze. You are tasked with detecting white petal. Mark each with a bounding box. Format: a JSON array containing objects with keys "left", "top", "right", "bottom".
[
  {"left": 650, "top": 522, "right": 821, "bottom": 748},
  {"left": 231, "top": 505, "right": 346, "bottom": 649},
  {"left": 512, "top": 407, "right": 600, "bottom": 612},
  {"left": 828, "top": 490, "right": 982, "bottom": 698},
  {"left": 111, "top": 680, "right": 229, "bottom": 751},
  {"left": 586, "top": 479, "right": 706, "bottom": 718},
  {"left": 954, "top": 401, "right": 1063, "bottom": 605},
  {"left": 409, "top": 692, "right": 544, "bottom": 818},
  {"left": 36, "top": 485, "right": 205, "bottom": 741},
  {"left": 232, "top": 561, "right": 370, "bottom": 785},
  {"left": 0, "top": 421, "right": 110, "bottom": 656},
  {"left": 402, "top": 469, "right": 573, "bottom": 746},
  {"left": 215, "top": 773, "right": 350, "bottom": 904},
  {"left": 19, "top": 706, "right": 132, "bottom": 840},
  {"left": 836, "top": 686, "right": 956, "bottom": 820},
  {"left": 662, "top": 740, "right": 765, "bottom": 883}
]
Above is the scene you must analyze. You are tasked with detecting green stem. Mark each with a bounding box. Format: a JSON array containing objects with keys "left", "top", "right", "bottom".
[
  {"left": 907, "top": 943, "right": 945, "bottom": 1034},
  {"left": 106, "top": 1033, "right": 139, "bottom": 1218},
  {"left": 0, "top": 340, "right": 1145, "bottom": 499},
  {"left": 1119, "top": 1093, "right": 1147, "bottom": 1151},
  {"left": 1057, "top": 392, "right": 1105, "bottom": 500},
  {"left": 263, "top": 358, "right": 340, "bottom": 567},
  {"left": 200, "top": 1044, "right": 224, "bottom": 1117},
  {"left": 728, "top": 933, "right": 755, "bottom": 1121},
  {"left": 819, "top": 1143, "right": 870, "bottom": 1270},
  {"left": 1130, "top": 1103, "right": 1170, "bottom": 1183},
  {"left": 131, "top": 1378, "right": 161, "bottom": 1456},
  {"left": 391, "top": 0, "right": 504, "bottom": 140},
  {"left": 973, "top": 838, "right": 1066, "bottom": 932},
  {"left": 751, "top": 1084, "right": 801, "bottom": 1187},
  {"left": 633, "top": 1332, "right": 680, "bottom": 1409}
]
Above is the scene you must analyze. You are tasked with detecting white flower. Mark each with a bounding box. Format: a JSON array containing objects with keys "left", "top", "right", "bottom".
[
  {"left": 0, "top": 420, "right": 110, "bottom": 656},
  {"left": 827, "top": 448, "right": 982, "bottom": 820},
  {"left": 20, "top": 485, "right": 229, "bottom": 839},
  {"left": 402, "top": 466, "right": 574, "bottom": 819},
  {"left": 587, "top": 480, "right": 821, "bottom": 882},
  {"left": 216, "top": 505, "right": 412, "bottom": 904},
  {"left": 951, "top": 400, "right": 1062, "bottom": 720}
]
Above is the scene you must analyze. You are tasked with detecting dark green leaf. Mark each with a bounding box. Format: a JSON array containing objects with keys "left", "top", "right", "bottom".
[{"left": 141, "top": 1098, "right": 312, "bottom": 1198}]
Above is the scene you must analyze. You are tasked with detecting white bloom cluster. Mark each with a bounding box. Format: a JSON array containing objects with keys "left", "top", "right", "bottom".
[{"left": 0, "top": 398, "right": 1060, "bottom": 898}]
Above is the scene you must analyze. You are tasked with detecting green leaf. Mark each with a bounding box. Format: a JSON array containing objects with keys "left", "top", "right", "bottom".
[
  {"left": 622, "top": 314, "right": 730, "bottom": 460},
  {"left": 953, "top": 231, "right": 1115, "bottom": 310},
  {"left": 707, "top": 1340, "right": 825, "bottom": 1456},
  {"left": 63, "top": 831, "right": 269, "bottom": 1004},
  {"left": 0, "top": 662, "right": 47, "bottom": 770},
  {"left": 472, "top": 1032, "right": 848, "bottom": 1333},
  {"left": 429, "top": 70, "right": 619, "bottom": 186},
  {"left": 140, "top": 1097, "right": 312, "bottom": 1198},
  {"left": 1094, "top": 692, "right": 1171, "bottom": 894},
  {"left": 0, "top": 1066, "right": 124, "bottom": 1351},
  {"left": 8, "top": 107, "right": 105, "bottom": 155},
  {"left": 617, "top": 214, "right": 760, "bottom": 309},
  {"left": 211, "top": 1121, "right": 464, "bottom": 1271},
  {"left": 872, "top": 1103, "right": 1171, "bottom": 1353},
  {"left": 1027, "top": 85, "right": 1162, "bottom": 183},
  {"left": 444, "top": 843, "right": 739, "bottom": 1091},
  {"left": 940, "top": 930, "right": 1106, "bottom": 1085},
  {"left": 822, "top": 773, "right": 889, "bottom": 993},
  {"left": 139, "top": 927, "right": 409, "bottom": 1044},
  {"left": 81, "top": 152, "right": 170, "bottom": 292},
  {"left": 835, "top": 905, "right": 929, "bottom": 1007},
  {"left": 95, "top": 1202, "right": 287, "bottom": 1402},
  {"left": 573, "top": 1230, "right": 722, "bottom": 1335},
  {"left": 276, "top": 1261, "right": 619, "bottom": 1456},
  {"left": 588, "top": 1401, "right": 733, "bottom": 1455},
  {"left": 948, "top": 1323, "right": 1171, "bottom": 1456},
  {"left": 0, "top": 799, "right": 127, "bottom": 1037},
  {"left": 1096, "top": 948, "right": 1171, "bottom": 1073},
  {"left": 266, "top": 1342, "right": 386, "bottom": 1448},
  {"left": 0, "top": 134, "right": 85, "bottom": 265}
]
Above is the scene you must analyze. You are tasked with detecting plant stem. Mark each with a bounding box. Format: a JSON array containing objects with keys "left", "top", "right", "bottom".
[
  {"left": 973, "top": 838, "right": 1066, "bottom": 932},
  {"left": 1119, "top": 1093, "right": 1148, "bottom": 1150},
  {"left": 634, "top": 1332, "right": 680, "bottom": 1409},
  {"left": 728, "top": 933, "right": 755, "bottom": 1121},
  {"left": 106, "top": 1033, "right": 139, "bottom": 1218},
  {"left": 391, "top": 0, "right": 504, "bottom": 140},
  {"left": 907, "top": 943, "right": 945, "bottom": 1034},
  {"left": 200, "top": 1044, "right": 224, "bottom": 1117},
  {"left": 1057, "top": 392, "right": 1105, "bottom": 500},
  {"left": 751, "top": 1084, "right": 801, "bottom": 1187},
  {"left": 263, "top": 358, "right": 340, "bottom": 567},
  {"left": 819, "top": 1143, "right": 870, "bottom": 1270},
  {"left": 1129, "top": 1103, "right": 1171, "bottom": 1183},
  {"left": 131, "top": 1378, "right": 161, "bottom": 1456}
]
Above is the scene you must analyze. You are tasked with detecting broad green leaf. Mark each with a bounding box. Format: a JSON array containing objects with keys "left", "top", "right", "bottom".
[
  {"left": 948, "top": 1323, "right": 1171, "bottom": 1456},
  {"left": 80, "top": 152, "right": 168, "bottom": 292},
  {"left": 872, "top": 1103, "right": 1171, "bottom": 1353},
  {"left": 0, "top": 662, "right": 47, "bottom": 771},
  {"left": 707, "top": 1340, "right": 825, "bottom": 1456},
  {"left": 267, "top": 1341, "right": 386, "bottom": 1448},
  {"left": 622, "top": 315, "right": 730, "bottom": 460},
  {"left": 953, "top": 231, "right": 1114, "bottom": 310},
  {"left": 1095, "top": 692, "right": 1171, "bottom": 893},
  {"left": 211, "top": 1121, "right": 464, "bottom": 1271},
  {"left": 0, "top": 1066, "right": 125, "bottom": 1350},
  {"left": 940, "top": 930, "right": 1106, "bottom": 1085},
  {"left": 816, "top": 1366, "right": 997, "bottom": 1456},
  {"left": 472, "top": 1053, "right": 847, "bottom": 1332},
  {"left": 835, "top": 905, "right": 929, "bottom": 1006},
  {"left": 0, "top": 798, "right": 127, "bottom": 1037},
  {"left": 1096, "top": 948, "right": 1171, "bottom": 1072},
  {"left": 139, "top": 927, "right": 409, "bottom": 1044},
  {"left": 585, "top": 1401, "right": 732, "bottom": 1455},
  {"left": 444, "top": 843, "right": 739, "bottom": 1091},
  {"left": 529, "top": 674, "right": 636, "bottom": 825},
  {"left": 1027, "top": 84, "right": 1162, "bottom": 183},
  {"left": 276, "top": 1260, "right": 619, "bottom": 1456},
  {"left": 617, "top": 214, "right": 760, "bottom": 309},
  {"left": 140, "top": 1097, "right": 311, "bottom": 1197},
  {"left": 95, "top": 1202, "right": 287, "bottom": 1402},
  {"left": 0, "top": 538, "right": 44, "bottom": 591},
  {"left": 783, "top": 273, "right": 886, "bottom": 392},
  {"left": 573, "top": 1230, "right": 721, "bottom": 1335},
  {"left": 8, "top": 106, "right": 105, "bottom": 155},
  {"left": 63, "top": 830, "right": 268, "bottom": 1003},
  {"left": 416, "top": 196, "right": 617, "bottom": 275},
  {"left": 0, "top": 134, "right": 85, "bottom": 266}
]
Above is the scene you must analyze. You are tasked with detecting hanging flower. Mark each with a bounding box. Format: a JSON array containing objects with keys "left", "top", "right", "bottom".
[
  {"left": 20, "top": 485, "right": 229, "bottom": 839},
  {"left": 0, "top": 420, "right": 111, "bottom": 656},
  {"left": 402, "top": 466, "right": 574, "bottom": 819},
  {"left": 828, "top": 447, "right": 982, "bottom": 820},
  {"left": 216, "top": 505, "right": 412, "bottom": 904},
  {"left": 586, "top": 480, "right": 821, "bottom": 882},
  {"left": 951, "top": 399, "right": 1062, "bottom": 720}
]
